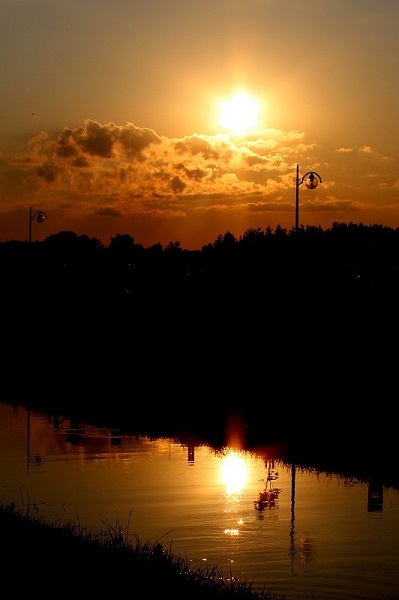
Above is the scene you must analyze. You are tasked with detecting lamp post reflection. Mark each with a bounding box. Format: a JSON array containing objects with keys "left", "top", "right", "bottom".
[
  {"left": 26, "top": 406, "right": 31, "bottom": 473},
  {"left": 289, "top": 462, "right": 296, "bottom": 570},
  {"left": 368, "top": 479, "right": 384, "bottom": 512},
  {"left": 288, "top": 461, "right": 316, "bottom": 573},
  {"left": 254, "top": 459, "right": 281, "bottom": 513},
  {"left": 295, "top": 165, "right": 322, "bottom": 232},
  {"left": 26, "top": 406, "right": 46, "bottom": 474},
  {"left": 29, "top": 206, "right": 48, "bottom": 243}
]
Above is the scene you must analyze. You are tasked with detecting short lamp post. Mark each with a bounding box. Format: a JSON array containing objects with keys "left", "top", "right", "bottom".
[
  {"left": 295, "top": 165, "right": 322, "bottom": 232},
  {"left": 29, "top": 207, "right": 47, "bottom": 243}
]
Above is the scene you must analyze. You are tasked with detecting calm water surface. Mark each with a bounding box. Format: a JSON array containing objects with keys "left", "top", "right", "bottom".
[{"left": 1, "top": 402, "right": 398, "bottom": 600}]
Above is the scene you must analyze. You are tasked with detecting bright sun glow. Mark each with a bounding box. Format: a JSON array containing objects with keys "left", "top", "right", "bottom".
[
  {"left": 220, "top": 451, "right": 248, "bottom": 494},
  {"left": 218, "top": 91, "right": 261, "bottom": 135}
]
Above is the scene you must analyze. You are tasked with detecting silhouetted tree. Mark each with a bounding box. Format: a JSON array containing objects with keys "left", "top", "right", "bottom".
[{"left": 164, "top": 241, "right": 182, "bottom": 252}]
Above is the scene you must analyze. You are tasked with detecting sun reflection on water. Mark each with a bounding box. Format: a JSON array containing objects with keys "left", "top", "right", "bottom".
[{"left": 220, "top": 449, "right": 249, "bottom": 537}]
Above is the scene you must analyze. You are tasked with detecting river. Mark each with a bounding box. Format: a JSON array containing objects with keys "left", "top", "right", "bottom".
[{"left": 1, "top": 401, "right": 398, "bottom": 600}]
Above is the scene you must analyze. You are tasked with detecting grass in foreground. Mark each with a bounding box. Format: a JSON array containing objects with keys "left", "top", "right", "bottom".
[{"left": 0, "top": 497, "right": 285, "bottom": 600}]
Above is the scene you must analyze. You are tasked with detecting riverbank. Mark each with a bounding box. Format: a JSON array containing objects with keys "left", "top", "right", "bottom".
[{"left": 0, "top": 498, "right": 282, "bottom": 600}]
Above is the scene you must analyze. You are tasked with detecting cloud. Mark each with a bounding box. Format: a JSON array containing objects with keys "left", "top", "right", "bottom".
[
  {"left": 55, "top": 120, "right": 162, "bottom": 162},
  {"left": 5, "top": 121, "right": 307, "bottom": 206},
  {"left": 1, "top": 119, "right": 399, "bottom": 248}
]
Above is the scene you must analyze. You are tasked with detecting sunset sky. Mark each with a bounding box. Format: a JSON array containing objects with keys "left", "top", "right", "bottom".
[{"left": 2, "top": 0, "right": 399, "bottom": 250}]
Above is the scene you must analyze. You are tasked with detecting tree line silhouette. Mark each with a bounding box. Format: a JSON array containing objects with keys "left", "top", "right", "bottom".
[{"left": 3, "top": 221, "right": 399, "bottom": 304}]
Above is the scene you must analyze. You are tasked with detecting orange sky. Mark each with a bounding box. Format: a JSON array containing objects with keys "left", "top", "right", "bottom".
[{"left": 2, "top": 1, "right": 399, "bottom": 250}]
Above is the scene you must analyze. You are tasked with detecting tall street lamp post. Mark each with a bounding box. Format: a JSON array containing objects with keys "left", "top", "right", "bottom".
[
  {"left": 295, "top": 165, "right": 322, "bottom": 232},
  {"left": 29, "top": 207, "right": 48, "bottom": 243}
]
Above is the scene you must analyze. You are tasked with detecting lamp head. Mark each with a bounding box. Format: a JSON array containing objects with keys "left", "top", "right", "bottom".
[
  {"left": 35, "top": 211, "right": 47, "bottom": 224},
  {"left": 305, "top": 173, "right": 319, "bottom": 190}
]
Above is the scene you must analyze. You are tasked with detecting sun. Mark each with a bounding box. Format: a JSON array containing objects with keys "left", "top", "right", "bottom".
[{"left": 218, "top": 91, "right": 261, "bottom": 135}]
